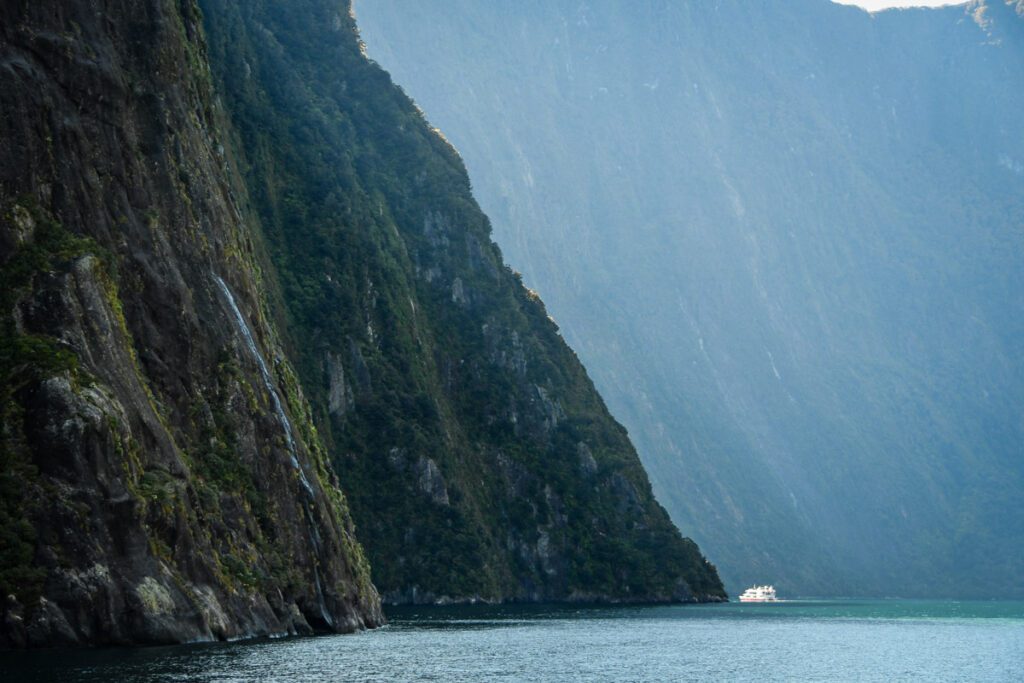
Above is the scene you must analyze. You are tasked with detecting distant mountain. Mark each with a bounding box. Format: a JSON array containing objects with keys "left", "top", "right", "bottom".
[{"left": 356, "top": 0, "right": 1024, "bottom": 597}]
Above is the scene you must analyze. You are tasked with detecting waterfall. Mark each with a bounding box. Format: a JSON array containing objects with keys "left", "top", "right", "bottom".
[
  {"left": 214, "top": 275, "right": 334, "bottom": 628},
  {"left": 213, "top": 276, "right": 315, "bottom": 497}
]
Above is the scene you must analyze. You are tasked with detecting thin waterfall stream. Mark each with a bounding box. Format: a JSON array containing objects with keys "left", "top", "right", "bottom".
[
  {"left": 213, "top": 275, "right": 333, "bottom": 627},
  {"left": 214, "top": 275, "right": 315, "bottom": 496}
]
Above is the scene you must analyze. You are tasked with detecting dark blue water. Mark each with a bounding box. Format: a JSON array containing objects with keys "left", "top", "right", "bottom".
[{"left": 3, "top": 601, "right": 1022, "bottom": 681}]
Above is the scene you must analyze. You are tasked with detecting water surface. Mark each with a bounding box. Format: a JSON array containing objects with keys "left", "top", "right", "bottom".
[{"left": 3, "top": 600, "right": 1022, "bottom": 681}]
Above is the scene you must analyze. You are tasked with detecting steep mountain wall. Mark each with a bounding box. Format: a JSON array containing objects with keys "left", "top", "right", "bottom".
[
  {"left": 0, "top": 0, "right": 382, "bottom": 647},
  {"left": 1, "top": 0, "right": 724, "bottom": 650},
  {"left": 356, "top": 0, "right": 1024, "bottom": 597},
  {"left": 199, "top": 0, "right": 723, "bottom": 605}
]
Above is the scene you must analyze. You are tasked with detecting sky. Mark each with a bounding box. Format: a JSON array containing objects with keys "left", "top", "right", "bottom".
[{"left": 832, "top": 0, "right": 965, "bottom": 9}]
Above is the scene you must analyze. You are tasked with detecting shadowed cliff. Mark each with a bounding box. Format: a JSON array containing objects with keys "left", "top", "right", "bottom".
[{"left": 0, "top": 0, "right": 381, "bottom": 647}]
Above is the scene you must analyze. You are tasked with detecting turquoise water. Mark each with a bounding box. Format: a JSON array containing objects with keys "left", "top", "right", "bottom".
[{"left": 2, "top": 600, "right": 1022, "bottom": 681}]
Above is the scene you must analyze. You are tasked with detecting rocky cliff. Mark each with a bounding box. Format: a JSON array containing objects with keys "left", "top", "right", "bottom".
[
  {"left": 199, "top": 0, "right": 723, "bottom": 605},
  {"left": 0, "top": 0, "right": 723, "bottom": 648},
  {"left": 0, "top": 0, "right": 380, "bottom": 647}
]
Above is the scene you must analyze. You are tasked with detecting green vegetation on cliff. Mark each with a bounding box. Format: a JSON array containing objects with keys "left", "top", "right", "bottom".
[
  {"left": 0, "top": 205, "right": 98, "bottom": 606},
  {"left": 200, "top": 0, "right": 723, "bottom": 603},
  {"left": 1, "top": 0, "right": 722, "bottom": 650},
  {"left": 0, "top": 0, "right": 380, "bottom": 647}
]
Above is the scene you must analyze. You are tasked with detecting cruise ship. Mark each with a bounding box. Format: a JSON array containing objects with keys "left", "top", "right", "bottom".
[{"left": 737, "top": 585, "right": 778, "bottom": 602}]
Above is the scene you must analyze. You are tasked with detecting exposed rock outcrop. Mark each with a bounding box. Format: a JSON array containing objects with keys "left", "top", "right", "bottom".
[{"left": 0, "top": 0, "right": 381, "bottom": 647}]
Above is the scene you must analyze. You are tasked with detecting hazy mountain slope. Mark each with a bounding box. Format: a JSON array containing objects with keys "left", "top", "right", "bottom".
[
  {"left": 0, "top": 0, "right": 381, "bottom": 647},
  {"left": 356, "top": 0, "right": 1024, "bottom": 597},
  {"left": 198, "top": 0, "right": 723, "bottom": 605}
]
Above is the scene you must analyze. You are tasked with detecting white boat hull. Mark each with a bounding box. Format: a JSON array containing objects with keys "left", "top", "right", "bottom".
[{"left": 737, "top": 585, "right": 778, "bottom": 602}]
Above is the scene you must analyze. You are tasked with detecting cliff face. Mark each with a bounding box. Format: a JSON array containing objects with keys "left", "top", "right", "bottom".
[
  {"left": 1, "top": 0, "right": 723, "bottom": 649},
  {"left": 198, "top": 0, "right": 723, "bottom": 605},
  {"left": 0, "top": 0, "right": 381, "bottom": 647},
  {"left": 356, "top": 0, "right": 1024, "bottom": 597}
]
